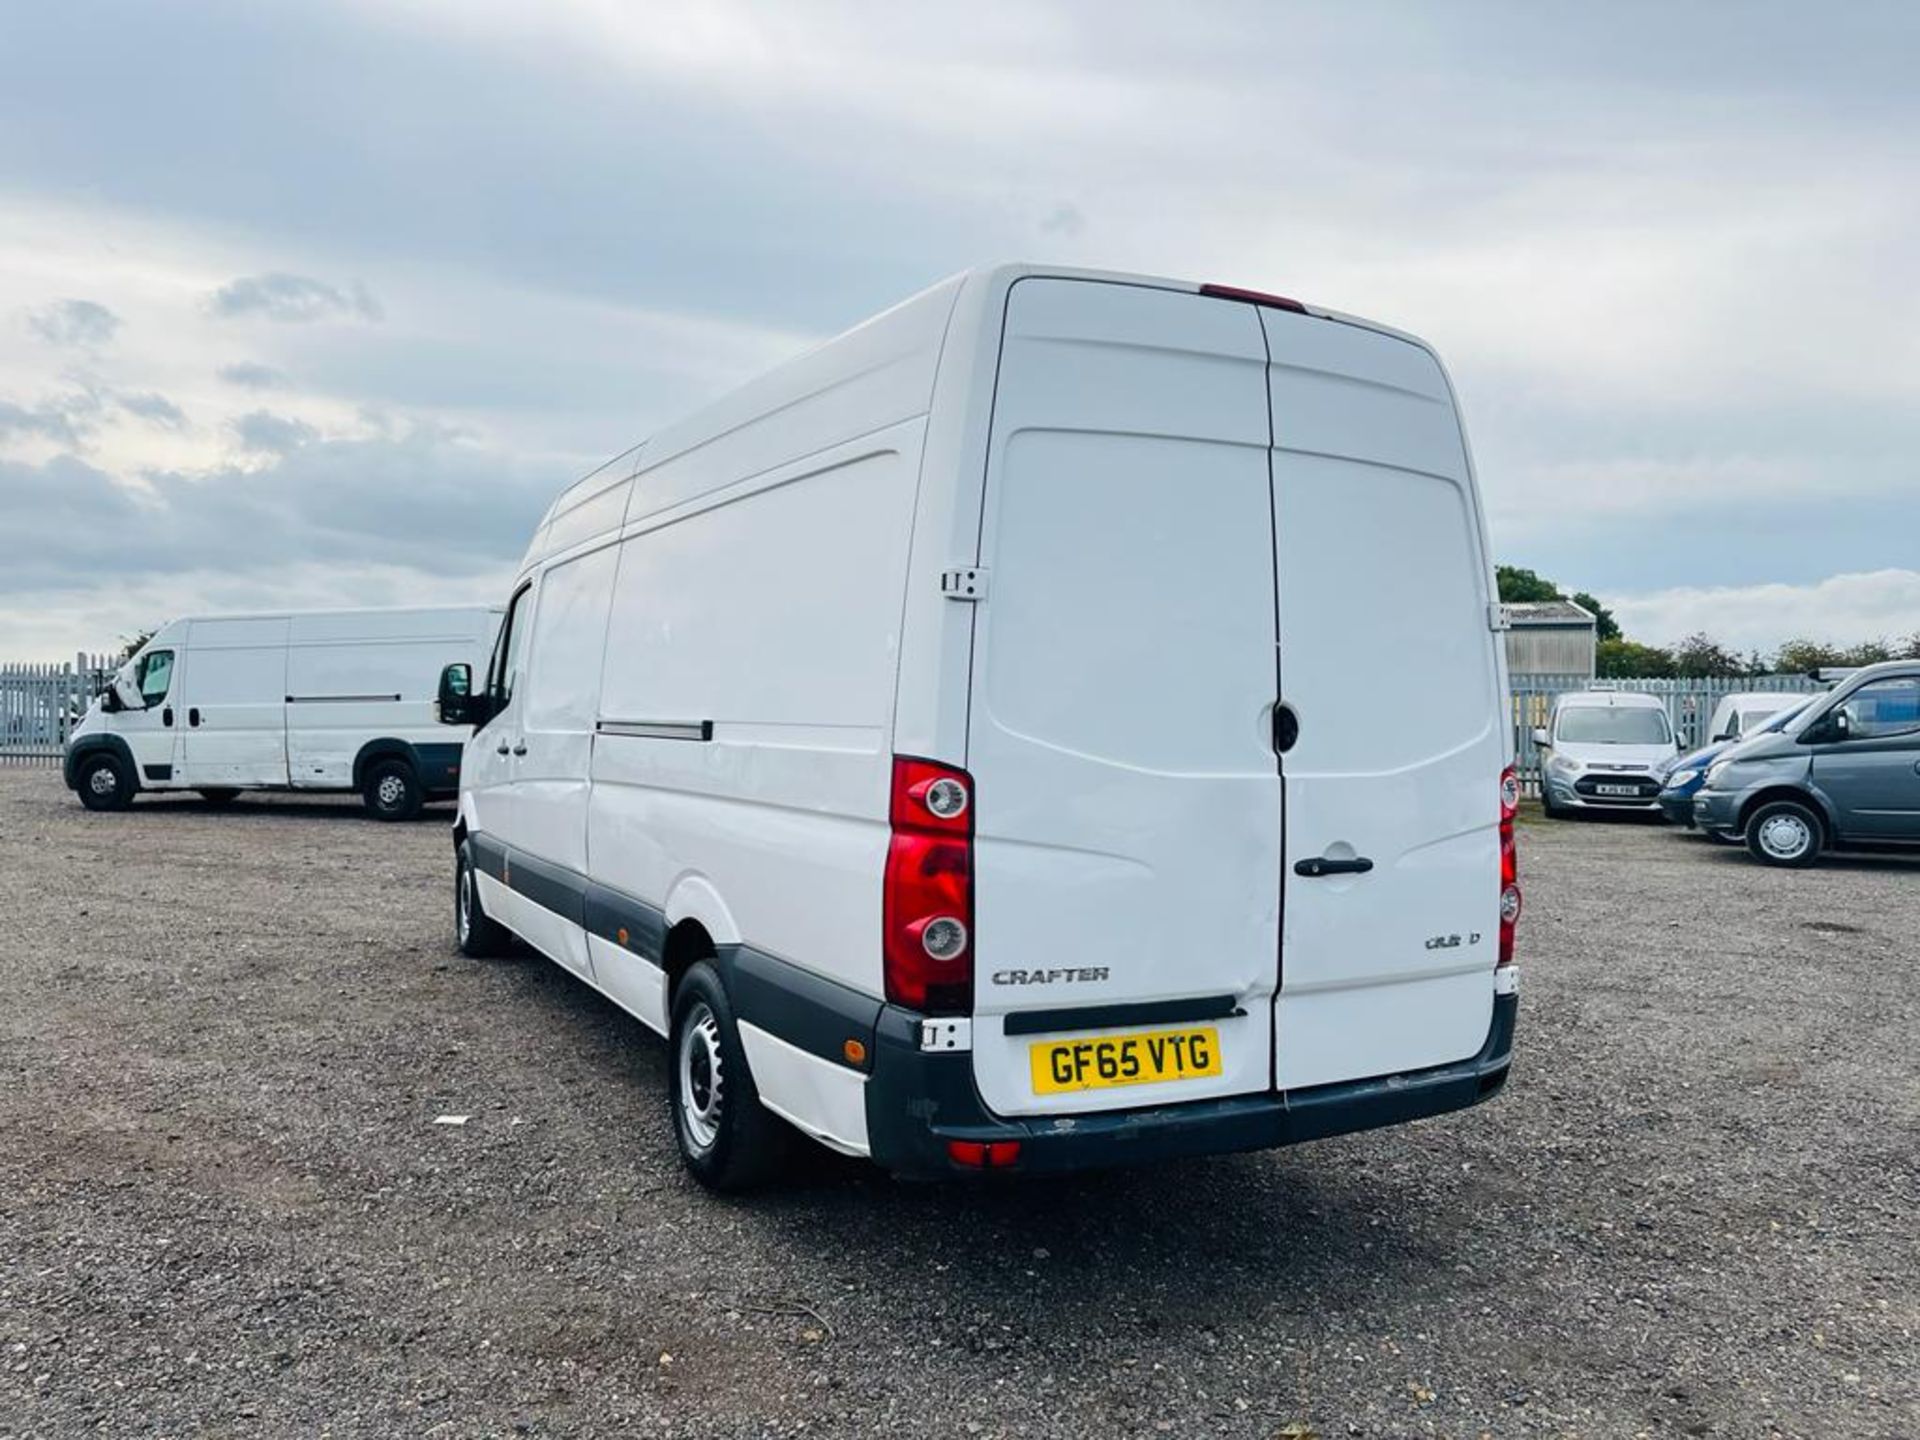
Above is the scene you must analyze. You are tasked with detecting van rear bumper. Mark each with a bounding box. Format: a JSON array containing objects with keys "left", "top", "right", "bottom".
[{"left": 865, "top": 993, "right": 1516, "bottom": 1179}]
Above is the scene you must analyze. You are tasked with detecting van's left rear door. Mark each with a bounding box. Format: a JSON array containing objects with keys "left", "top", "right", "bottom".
[{"left": 964, "top": 278, "right": 1283, "bottom": 1120}]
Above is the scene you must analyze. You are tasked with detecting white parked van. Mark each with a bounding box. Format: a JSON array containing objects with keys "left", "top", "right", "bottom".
[
  {"left": 438, "top": 265, "right": 1520, "bottom": 1188},
  {"left": 66, "top": 606, "right": 501, "bottom": 819}
]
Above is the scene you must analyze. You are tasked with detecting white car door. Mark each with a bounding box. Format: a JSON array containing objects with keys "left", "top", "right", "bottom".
[{"left": 175, "top": 618, "right": 291, "bottom": 787}]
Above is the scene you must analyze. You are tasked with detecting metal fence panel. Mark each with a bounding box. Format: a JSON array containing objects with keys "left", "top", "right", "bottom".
[
  {"left": 1509, "top": 673, "right": 1825, "bottom": 793},
  {"left": 0, "top": 654, "right": 115, "bottom": 766}
]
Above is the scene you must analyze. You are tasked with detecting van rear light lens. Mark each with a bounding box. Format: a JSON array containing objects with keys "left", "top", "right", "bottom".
[
  {"left": 1199, "top": 282, "right": 1308, "bottom": 313},
  {"left": 945, "top": 1139, "right": 1020, "bottom": 1169},
  {"left": 885, "top": 757, "right": 974, "bottom": 1013},
  {"left": 1498, "top": 765, "right": 1521, "bottom": 968}
]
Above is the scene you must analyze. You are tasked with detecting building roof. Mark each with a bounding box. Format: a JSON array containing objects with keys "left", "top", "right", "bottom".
[{"left": 1505, "top": 600, "right": 1595, "bottom": 626}]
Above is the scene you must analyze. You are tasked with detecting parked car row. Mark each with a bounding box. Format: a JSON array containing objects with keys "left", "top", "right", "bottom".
[{"left": 1535, "top": 667, "right": 1920, "bottom": 868}]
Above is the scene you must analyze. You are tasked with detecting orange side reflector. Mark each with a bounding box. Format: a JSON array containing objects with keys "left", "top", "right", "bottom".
[{"left": 843, "top": 1039, "right": 868, "bottom": 1067}]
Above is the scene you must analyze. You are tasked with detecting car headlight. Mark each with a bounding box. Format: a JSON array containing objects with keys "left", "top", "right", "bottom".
[
  {"left": 1668, "top": 769, "right": 1698, "bottom": 788},
  {"left": 1547, "top": 754, "right": 1580, "bottom": 776},
  {"left": 1703, "top": 761, "right": 1729, "bottom": 790}
]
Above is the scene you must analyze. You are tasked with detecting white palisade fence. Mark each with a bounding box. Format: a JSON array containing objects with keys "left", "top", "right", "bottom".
[{"left": 0, "top": 654, "right": 116, "bottom": 766}]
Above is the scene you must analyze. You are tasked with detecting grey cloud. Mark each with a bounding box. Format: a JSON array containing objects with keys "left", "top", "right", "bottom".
[
  {"left": 232, "top": 410, "right": 316, "bottom": 454},
  {"left": 0, "top": 426, "right": 550, "bottom": 595},
  {"left": 117, "top": 391, "right": 187, "bottom": 429},
  {"left": 26, "top": 298, "right": 121, "bottom": 349},
  {"left": 0, "top": 387, "right": 107, "bottom": 446},
  {"left": 217, "top": 360, "right": 290, "bottom": 389},
  {"left": 208, "top": 272, "right": 383, "bottom": 324}
]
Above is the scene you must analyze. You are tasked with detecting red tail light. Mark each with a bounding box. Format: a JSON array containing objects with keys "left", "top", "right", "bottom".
[
  {"left": 884, "top": 756, "right": 974, "bottom": 1013},
  {"left": 1498, "top": 766, "right": 1521, "bottom": 967}
]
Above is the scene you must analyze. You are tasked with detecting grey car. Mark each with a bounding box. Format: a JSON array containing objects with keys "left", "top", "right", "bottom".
[{"left": 1693, "top": 661, "right": 1920, "bottom": 866}]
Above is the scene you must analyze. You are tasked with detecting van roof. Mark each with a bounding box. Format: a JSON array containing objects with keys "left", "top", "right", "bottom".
[
  {"left": 530, "top": 262, "right": 1447, "bottom": 549},
  {"left": 1555, "top": 690, "right": 1666, "bottom": 709}
]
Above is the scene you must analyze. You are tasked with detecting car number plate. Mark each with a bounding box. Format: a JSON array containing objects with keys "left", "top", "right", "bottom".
[
  {"left": 1029, "top": 1026, "right": 1222, "bottom": 1095},
  {"left": 1595, "top": 783, "right": 1640, "bottom": 796}
]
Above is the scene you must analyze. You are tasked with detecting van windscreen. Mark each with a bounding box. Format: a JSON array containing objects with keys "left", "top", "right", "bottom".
[{"left": 1556, "top": 706, "right": 1670, "bottom": 744}]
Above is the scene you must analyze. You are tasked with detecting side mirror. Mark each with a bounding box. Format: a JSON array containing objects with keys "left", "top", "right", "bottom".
[
  {"left": 111, "top": 675, "right": 147, "bottom": 712},
  {"left": 1801, "top": 711, "right": 1846, "bottom": 745},
  {"left": 436, "top": 663, "right": 479, "bottom": 726},
  {"left": 1530, "top": 727, "right": 1550, "bottom": 748},
  {"left": 1712, "top": 730, "right": 1734, "bottom": 743}
]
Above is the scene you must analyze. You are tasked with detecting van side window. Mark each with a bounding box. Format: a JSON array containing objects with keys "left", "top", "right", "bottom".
[
  {"left": 1838, "top": 677, "right": 1920, "bottom": 741},
  {"left": 136, "top": 650, "right": 174, "bottom": 705},
  {"left": 489, "top": 583, "right": 535, "bottom": 708}
]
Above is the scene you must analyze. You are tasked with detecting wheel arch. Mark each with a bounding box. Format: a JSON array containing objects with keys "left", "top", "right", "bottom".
[
  {"left": 64, "top": 733, "right": 138, "bottom": 793},
  {"left": 351, "top": 737, "right": 418, "bottom": 791},
  {"left": 1737, "top": 785, "right": 1834, "bottom": 840}
]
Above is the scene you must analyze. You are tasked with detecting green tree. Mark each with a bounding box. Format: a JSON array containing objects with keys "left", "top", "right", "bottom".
[
  {"left": 117, "top": 629, "right": 157, "bottom": 662},
  {"left": 1841, "top": 638, "right": 1894, "bottom": 666},
  {"left": 1773, "top": 638, "right": 1844, "bottom": 674},
  {"left": 1569, "top": 590, "right": 1621, "bottom": 643},
  {"left": 1496, "top": 565, "right": 1563, "bottom": 604},
  {"left": 1672, "top": 631, "right": 1743, "bottom": 678},
  {"left": 1597, "top": 638, "right": 1675, "bottom": 678}
]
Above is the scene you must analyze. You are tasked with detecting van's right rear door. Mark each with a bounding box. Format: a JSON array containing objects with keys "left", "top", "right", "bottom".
[
  {"left": 964, "top": 279, "right": 1283, "bottom": 1119},
  {"left": 1259, "top": 309, "right": 1505, "bottom": 1090}
]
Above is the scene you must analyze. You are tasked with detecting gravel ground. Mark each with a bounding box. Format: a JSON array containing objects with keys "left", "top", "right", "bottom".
[{"left": 0, "top": 768, "right": 1914, "bottom": 1440}]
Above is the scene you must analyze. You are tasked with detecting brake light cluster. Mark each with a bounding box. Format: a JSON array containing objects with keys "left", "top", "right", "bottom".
[
  {"left": 1499, "top": 766, "right": 1522, "bottom": 967},
  {"left": 883, "top": 756, "right": 974, "bottom": 1013}
]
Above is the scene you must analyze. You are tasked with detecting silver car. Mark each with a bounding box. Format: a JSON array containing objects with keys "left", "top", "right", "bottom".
[
  {"left": 1693, "top": 661, "right": 1920, "bottom": 866},
  {"left": 1533, "top": 690, "right": 1682, "bottom": 818}
]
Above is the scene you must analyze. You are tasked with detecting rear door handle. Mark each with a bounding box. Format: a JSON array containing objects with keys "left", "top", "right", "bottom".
[
  {"left": 162, "top": 707, "right": 173, "bottom": 727},
  {"left": 1272, "top": 702, "right": 1299, "bottom": 755},
  {"left": 511, "top": 743, "right": 528, "bottom": 757},
  {"left": 1294, "top": 855, "right": 1373, "bottom": 878},
  {"left": 496, "top": 741, "right": 511, "bottom": 756},
  {"left": 188, "top": 707, "right": 201, "bottom": 727}
]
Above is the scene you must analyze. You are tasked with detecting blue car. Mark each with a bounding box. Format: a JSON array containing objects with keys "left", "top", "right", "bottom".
[{"left": 1658, "top": 694, "right": 1817, "bottom": 826}]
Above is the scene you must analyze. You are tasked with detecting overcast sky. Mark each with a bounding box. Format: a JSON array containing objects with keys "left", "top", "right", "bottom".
[{"left": 3, "top": 1, "right": 1916, "bottom": 658}]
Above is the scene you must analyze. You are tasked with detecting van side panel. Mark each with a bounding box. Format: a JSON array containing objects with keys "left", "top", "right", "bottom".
[
  {"left": 587, "top": 423, "right": 927, "bottom": 1004},
  {"left": 284, "top": 607, "right": 497, "bottom": 790}
]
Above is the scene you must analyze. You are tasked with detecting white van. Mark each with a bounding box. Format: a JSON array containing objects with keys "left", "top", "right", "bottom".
[
  {"left": 66, "top": 605, "right": 501, "bottom": 819},
  {"left": 437, "top": 265, "right": 1520, "bottom": 1188}
]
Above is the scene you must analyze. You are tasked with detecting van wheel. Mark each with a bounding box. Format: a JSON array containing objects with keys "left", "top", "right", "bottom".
[
  {"left": 1542, "top": 795, "right": 1570, "bottom": 820},
  {"left": 77, "top": 753, "right": 135, "bottom": 812},
  {"left": 197, "top": 788, "right": 242, "bottom": 806},
  {"left": 1745, "top": 799, "right": 1823, "bottom": 868},
  {"left": 669, "top": 962, "right": 790, "bottom": 1192},
  {"left": 455, "top": 841, "right": 514, "bottom": 958},
  {"left": 363, "top": 759, "right": 423, "bottom": 821}
]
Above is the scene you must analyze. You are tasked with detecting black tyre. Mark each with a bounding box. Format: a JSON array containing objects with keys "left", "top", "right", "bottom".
[
  {"left": 1744, "top": 798, "right": 1824, "bottom": 868},
  {"left": 362, "top": 758, "right": 423, "bottom": 821},
  {"left": 669, "top": 961, "right": 790, "bottom": 1192},
  {"left": 1542, "top": 795, "right": 1571, "bottom": 820},
  {"left": 455, "top": 840, "right": 515, "bottom": 958},
  {"left": 76, "top": 753, "right": 134, "bottom": 812},
  {"left": 197, "top": 788, "right": 242, "bottom": 806}
]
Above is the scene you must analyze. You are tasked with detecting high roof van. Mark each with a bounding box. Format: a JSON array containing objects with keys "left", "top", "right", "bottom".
[
  {"left": 436, "top": 265, "right": 1520, "bottom": 1188},
  {"left": 66, "top": 605, "right": 501, "bottom": 819}
]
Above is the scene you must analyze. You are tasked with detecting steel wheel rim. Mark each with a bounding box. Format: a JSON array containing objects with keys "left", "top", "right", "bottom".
[
  {"left": 677, "top": 1002, "right": 725, "bottom": 1152},
  {"left": 377, "top": 774, "right": 407, "bottom": 808},
  {"left": 1758, "top": 812, "right": 1812, "bottom": 859},
  {"left": 88, "top": 766, "right": 117, "bottom": 796},
  {"left": 457, "top": 863, "right": 473, "bottom": 943}
]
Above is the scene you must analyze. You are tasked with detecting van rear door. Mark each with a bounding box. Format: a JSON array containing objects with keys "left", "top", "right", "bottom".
[
  {"left": 1259, "top": 310, "right": 1504, "bottom": 1089},
  {"left": 964, "top": 279, "right": 1282, "bottom": 1119}
]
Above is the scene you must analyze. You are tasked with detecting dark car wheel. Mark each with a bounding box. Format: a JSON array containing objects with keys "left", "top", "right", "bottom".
[
  {"left": 362, "top": 759, "right": 423, "bottom": 821},
  {"left": 455, "top": 841, "right": 514, "bottom": 958},
  {"left": 76, "top": 753, "right": 135, "bottom": 812},
  {"left": 1745, "top": 798, "right": 1824, "bottom": 868},
  {"left": 669, "top": 961, "right": 790, "bottom": 1192}
]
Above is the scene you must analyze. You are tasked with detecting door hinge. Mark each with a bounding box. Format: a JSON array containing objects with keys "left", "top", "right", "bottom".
[
  {"left": 1488, "top": 602, "right": 1512, "bottom": 632},
  {"left": 940, "top": 567, "right": 989, "bottom": 601}
]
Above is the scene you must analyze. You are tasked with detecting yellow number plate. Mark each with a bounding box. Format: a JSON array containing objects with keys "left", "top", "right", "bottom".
[{"left": 1029, "top": 1026, "right": 1223, "bottom": 1095}]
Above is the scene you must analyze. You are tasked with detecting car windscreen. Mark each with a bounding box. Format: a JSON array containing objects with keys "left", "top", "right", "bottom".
[{"left": 1556, "top": 706, "right": 1671, "bottom": 744}]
